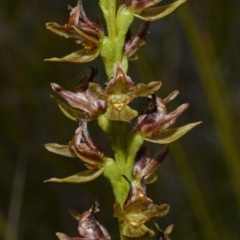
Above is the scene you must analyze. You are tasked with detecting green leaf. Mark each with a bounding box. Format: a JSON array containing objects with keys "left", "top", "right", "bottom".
[
  {"left": 44, "top": 168, "right": 105, "bottom": 184},
  {"left": 51, "top": 95, "right": 90, "bottom": 121},
  {"left": 143, "top": 121, "right": 202, "bottom": 144},
  {"left": 134, "top": 0, "right": 187, "bottom": 21},
  {"left": 45, "top": 48, "right": 100, "bottom": 63},
  {"left": 45, "top": 143, "right": 77, "bottom": 158}
]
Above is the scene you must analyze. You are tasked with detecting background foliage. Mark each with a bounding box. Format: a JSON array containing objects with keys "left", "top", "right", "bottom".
[{"left": 1, "top": 0, "right": 240, "bottom": 239}]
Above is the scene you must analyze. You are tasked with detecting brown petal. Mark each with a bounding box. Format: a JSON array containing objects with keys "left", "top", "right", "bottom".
[
  {"left": 51, "top": 83, "right": 99, "bottom": 114},
  {"left": 142, "top": 145, "right": 169, "bottom": 177},
  {"left": 140, "top": 103, "right": 189, "bottom": 137},
  {"left": 46, "top": 22, "right": 81, "bottom": 39}
]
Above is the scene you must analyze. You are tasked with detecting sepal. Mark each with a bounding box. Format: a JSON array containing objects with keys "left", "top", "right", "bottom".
[
  {"left": 143, "top": 121, "right": 202, "bottom": 144},
  {"left": 45, "top": 48, "right": 100, "bottom": 63},
  {"left": 44, "top": 168, "right": 105, "bottom": 184}
]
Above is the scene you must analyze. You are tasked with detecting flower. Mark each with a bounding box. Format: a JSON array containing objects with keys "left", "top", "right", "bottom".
[
  {"left": 51, "top": 66, "right": 106, "bottom": 122},
  {"left": 125, "top": 0, "right": 187, "bottom": 21},
  {"left": 114, "top": 146, "right": 169, "bottom": 238},
  {"left": 133, "top": 145, "right": 169, "bottom": 184},
  {"left": 56, "top": 200, "right": 111, "bottom": 240},
  {"left": 45, "top": 0, "right": 104, "bottom": 63},
  {"left": 136, "top": 93, "right": 202, "bottom": 144},
  {"left": 89, "top": 62, "right": 162, "bottom": 122},
  {"left": 114, "top": 176, "right": 169, "bottom": 238},
  {"left": 44, "top": 120, "right": 108, "bottom": 183}
]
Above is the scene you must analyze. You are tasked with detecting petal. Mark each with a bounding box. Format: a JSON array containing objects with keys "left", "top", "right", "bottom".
[
  {"left": 45, "top": 48, "right": 100, "bottom": 63},
  {"left": 142, "top": 145, "right": 169, "bottom": 177},
  {"left": 143, "top": 121, "right": 202, "bottom": 144},
  {"left": 44, "top": 168, "right": 105, "bottom": 184},
  {"left": 88, "top": 82, "right": 107, "bottom": 100},
  {"left": 139, "top": 103, "right": 189, "bottom": 136},
  {"left": 72, "top": 26, "right": 100, "bottom": 43},
  {"left": 130, "top": 81, "right": 162, "bottom": 97},
  {"left": 143, "top": 203, "right": 170, "bottom": 218},
  {"left": 164, "top": 224, "right": 174, "bottom": 235},
  {"left": 72, "top": 145, "right": 106, "bottom": 166},
  {"left": 45, "top": 143, "right": 77, "bottom": 158},
  {"left": 163, "top": 90, "right": 179, "bottom": 103},
  {"left": 124, "top": 22, "right": 150, "bottom": 58},
  {"left": 105, "top": 105, "right": 138, "bottom": 122},
  {"left": 133, "top": 0, "right": 187, "bottom": 21},
  {"left": 46, "top": 22, "right": 81, "bottom": 39},
  {"left": 51, "top": 83, "right": 99, "bottom": 114},
  {"left": 106, "top": 62, "right": 134, "bottom": 94},
  {"left": 51, "top": 95, "right": 90, "bottom": 121},
  {"left": 121, "top": 223, "right": 154, "bottom": 238}
]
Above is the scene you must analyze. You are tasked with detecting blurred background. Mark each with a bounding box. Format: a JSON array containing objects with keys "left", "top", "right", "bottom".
[{"left": 1, "top": 0, "right": 240, "bottom": 239}]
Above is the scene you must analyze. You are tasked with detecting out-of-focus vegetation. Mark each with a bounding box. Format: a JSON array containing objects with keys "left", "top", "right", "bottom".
[{"left": 0, "top": 0, "right": 240, "bottom": 239}]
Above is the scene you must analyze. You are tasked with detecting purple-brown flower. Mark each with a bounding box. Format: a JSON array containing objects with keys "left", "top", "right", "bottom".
[
  {"left": 89, "top": 62, "right": 162, "bottom": 122},
  {"left": 133, "top": 145, "right": 169, "bottom": 184},
  {"left": 136, "top": 93, "right": 202, "bottom": 144},
  {"left": 125, "top": 0, "right": 187, "bottom": 21},
  {"left": 45, "top": 120, "right": 107, "bottom": 183},
  {"left": 45, "top": 0, "right": 104, "bottom": 63},
  {"left": 114, "top": 147, "right": 169, "bottom": 238},
  {"left": 51, "top": 67, "right": 106, "bottom": 121},
  {"left": 114, "top": 176, "right": 169, "bottom": 238},
  {"left": 56, "top": 201, "right": 111, "bottom": 240}
]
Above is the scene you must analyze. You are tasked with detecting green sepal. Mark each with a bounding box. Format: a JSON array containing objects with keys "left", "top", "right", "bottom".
[
  {"left": 45, "top": 48, "right": 100, "bottom": 63},
  {"left": 130, "top": 81, "right": 162, "bottom": 97},
  {"left": 133, "top": 0, "right": 187, "bottom": 21},
  {"left": 44, "top": 168, "right": 105, "bottom": 184},
  {"left": 51, "top": 95, "right": 89, "bottom": 121},
  {"left": 143, "top": 121, "right": 202, "bottom": 144},
  {"left": 45, "top": 143, "right": 76, "bottom": 158},
  {"left": 55, "top": 233, "right": 70, "bottom": 240}
]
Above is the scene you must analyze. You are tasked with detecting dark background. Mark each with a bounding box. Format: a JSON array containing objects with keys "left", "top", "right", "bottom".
[{"left": 1, "top": 0, "right": 240, "bottom": 239}]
